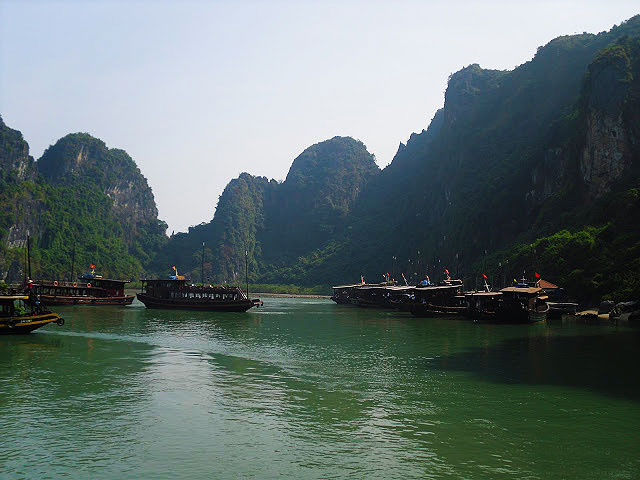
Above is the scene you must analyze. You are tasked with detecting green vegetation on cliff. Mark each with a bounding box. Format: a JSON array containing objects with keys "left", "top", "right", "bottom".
[
  {"left": 171, "top": 16, "right": 640, "bottom": 303},
  {"left": 0, "top": 125, "right": 167, "bottom": 282},
  {"left": 3, "top": 16, "right": 640, "bottom": 304}
]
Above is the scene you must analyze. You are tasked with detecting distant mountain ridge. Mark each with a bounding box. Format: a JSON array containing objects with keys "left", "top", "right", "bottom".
[
  {"left": 154, "top": 136, "right": 379, "bottom": 283},
  {"left": 2, "top": 15, "right": 639, "bottom": 302},
  {"left": 167, "top": 15, "right": 640, "bottom": 302}
]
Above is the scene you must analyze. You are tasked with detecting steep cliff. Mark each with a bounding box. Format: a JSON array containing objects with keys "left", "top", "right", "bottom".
[
  {"left": 282, "top": 15, "right": 640, "bottom": 301},
  {"left": 0, "top": 126, "right": 167, "bottom": 281},
  {"left": 37, "top": 134, "right": 161, "bottom": 241},
  {"left": 158, "top": 137, "right": 378, "bottom": 282}
]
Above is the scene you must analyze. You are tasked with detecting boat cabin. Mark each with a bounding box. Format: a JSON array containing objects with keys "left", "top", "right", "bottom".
[
  {"left": 0, "top": 295, "right": 31, "bottom": 318},
  {"left": 141, "top": 279, "right": 248, "bottom": 302}
]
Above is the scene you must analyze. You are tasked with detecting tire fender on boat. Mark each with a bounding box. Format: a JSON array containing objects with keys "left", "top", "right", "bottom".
[
  {"left": 56, "top": 318, "right": 65, "bottom": 326},
  {"left": 7, "top": 319, "right": 15, "bottom": 328},
  {"left": 73, "top": 282, "right": 77, "bottom": 287},
  {"left": 54, "top": 281, "right": 58, "bottom": 286},
  {"left": 87, "top": 282, "right": 92, "bottom": 288}
]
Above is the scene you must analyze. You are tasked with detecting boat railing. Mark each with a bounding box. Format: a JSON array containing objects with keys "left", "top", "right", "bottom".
[{"left": 36, "top": 280, "right": 101, "bottom": 288}]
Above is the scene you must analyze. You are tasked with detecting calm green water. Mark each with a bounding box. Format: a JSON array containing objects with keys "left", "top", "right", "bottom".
[{"left": 1, "top": 297, "right": 639, "bottom": 479}]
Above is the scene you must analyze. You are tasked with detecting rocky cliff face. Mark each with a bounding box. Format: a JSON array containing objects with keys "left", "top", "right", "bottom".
[
  {"left": 0, "top": 117, "right": 39, "bottom": 252},
  {"left": 0, "top": 124, "right": 167, "bottom": 281},
  {"left": 0, "top": 116, "right": 34, "bottom": 183},
  {"left": 37, "top": 134, "right": 161, "bottom": 239},
  {"left": 157, "top": 136, "right": 379, "bottom": 281},
  {"left": 580, "top": 40, "right": 640, "bottom": 197}
]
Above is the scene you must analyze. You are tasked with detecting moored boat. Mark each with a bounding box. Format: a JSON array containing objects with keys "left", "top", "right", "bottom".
[
  {"left": 464, "top": 291, "right": 502, "bottom": 320},
  {"left": 409, "top": 280, "right": 466, "bottom": 317},
  {"left": 0, "top": 292, "right": 64, "bottom": 334},
  {"left": 495, "top": 286, "right": 549, "bottom": 323}
]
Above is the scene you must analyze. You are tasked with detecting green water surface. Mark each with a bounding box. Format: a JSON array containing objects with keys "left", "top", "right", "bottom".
[{"left": 1, "top": 298, "right": 639, "bottom": 479}]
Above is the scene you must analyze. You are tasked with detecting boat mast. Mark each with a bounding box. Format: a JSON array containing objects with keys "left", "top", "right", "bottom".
[
  {"left": 70, "top": 241, "right": 76, "bottom": 282},
  {"left": 201, "top": 242, "right": 205, "bottom": 287},
  {"left": 245, "top": 247, "right": 249, "bottom": 299},
  {"left": 27, "top": 234, "right": 32, "bottom": 281}
]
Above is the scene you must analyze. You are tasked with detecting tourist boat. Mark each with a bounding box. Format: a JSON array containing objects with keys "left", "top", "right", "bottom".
[
  {"left": 137, "top": 275, "right": 262, "bottom": 312},
  {"left": 409, "top": 279, "right": 466, "bottom": 317},
  {"left": 0, "top": 291, "right": 64, "bottom": 334},
  {"left": 350, "top": 283, "right": 405, "bottom": 308},
  {"left": 495, "top": 286, "right": 549, "bottom": 323},
  {"left": 331, "top": 283, "right": 362, "bottom": 305},
  {"left": 31, "top": 267, "right": 134, "bottom": 306},
  {"left": 464, "top": 291, "right": 502, "bottom": 319}
]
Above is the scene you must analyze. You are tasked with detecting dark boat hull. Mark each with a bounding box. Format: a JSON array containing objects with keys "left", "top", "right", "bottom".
[
  {"left": 39, "top": 295, "right": 134, "bottom": 306},
  {"left": 491, "top": 307, "right": 548, "bottom": 324},
  {"left": 0, "top": 313, "right": 63, "bottom": 335},
  {"left": 137, "top": 293, "right": 256, "bottom": 312},
  {"left": 410, "top": 304, "right": 467, "bottom": 318}
]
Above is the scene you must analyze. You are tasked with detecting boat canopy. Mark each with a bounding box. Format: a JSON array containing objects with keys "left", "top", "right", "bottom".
[
  {"left": 0, "top": 295, "right": 29, "bottom": 302},
  {"left": 500, "top": 287, "right": 542, "bottom": 295}
]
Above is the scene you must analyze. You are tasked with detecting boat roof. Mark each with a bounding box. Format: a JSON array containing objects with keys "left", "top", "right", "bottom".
[
  {"left": 332, "top": 284, "right": 363, "bottom": 289},
  {"left": 36, "top": 278, "right": 130, "bottom": 284},
  {"left": 414, "top": 284, "right": 461, "bottom": 291},
  {"left": 500, "top": 287, "right": 542, "bottom": 294},
  {"left": 141, "top": 277, "right": 187, "bottom": 282},
  {"left": 0, "top": 295, "right": 28, "bottom": 301},
  {"left": 466, "top": 291, "right": 502, "bottom": 297},
  {"left": 538, "top": 279, "right": 559, "bottom": 289}
]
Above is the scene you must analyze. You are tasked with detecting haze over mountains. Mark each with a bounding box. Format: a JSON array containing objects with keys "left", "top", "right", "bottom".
[{"left": 1, "top": 15, "right": 639, "bottom": 302}]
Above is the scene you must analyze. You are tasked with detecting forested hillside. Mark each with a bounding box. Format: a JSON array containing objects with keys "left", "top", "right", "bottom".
[
  {"left": 2, "top": 15, "right": 639, "bottom": 303},
  {"left": 154, "top": 137, "right": 379, "bottom": 284},
  {"left": 168, "top": 15, "right": 640, "bottom": 302},
  {"left": 0, "top": 120, "right": 167, "bottom": 281}
]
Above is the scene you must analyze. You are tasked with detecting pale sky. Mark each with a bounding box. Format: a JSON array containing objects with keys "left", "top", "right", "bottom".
[{"left": 1, "top": 1, "right": 638, "bottom": 233}]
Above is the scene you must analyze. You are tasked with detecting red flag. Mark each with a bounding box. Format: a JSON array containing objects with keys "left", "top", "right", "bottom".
[
  {"left": 535, "top": 272, "right": 541, "bottom": 278},
  {"left": 482, "top": 273, "right": 487, "bottom": 279},
  {"left": 90, "top": 264, "right": 96, "bottom": 269},
  {"left": 172, "top": 266, "right": 177, "bottom": 271},
  {"left": 444, "top": 269, "right": 449, "bottom": 274}
]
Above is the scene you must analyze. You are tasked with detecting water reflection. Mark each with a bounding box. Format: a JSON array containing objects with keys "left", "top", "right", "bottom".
[
  {"left": 1, "top": 298, "right": 639, "bottom": 478},
  {"left": 430, "top": 328, "right": 640, "bottom": 400}
]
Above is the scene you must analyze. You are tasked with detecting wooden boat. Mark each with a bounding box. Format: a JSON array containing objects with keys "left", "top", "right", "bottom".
[
  {"left": 464, "top": 291, "right": 502, "bottom": 320},
  {"left": 546, "top": 301, "right": 579, "bottom": 318},
  {"left": 137, "top": 277, "right": 261, "bottom": 312},
  {"left": 409, "top": 280, "right": 466, "bottom": 317},
  {"left": 330, "top": 283, "right": 362, "bottom": 305},
  {"left": 0, "top": 293, "right": 64, "bottom": 334},
  {"left": 495, "top": 286, "right": 549, "bottom": 323},
  {"left": 32, "top": 274, "right": 134, "bottom": 306},
  {"left": 350, "top": 283, "right": 399, "bottom": 308}
]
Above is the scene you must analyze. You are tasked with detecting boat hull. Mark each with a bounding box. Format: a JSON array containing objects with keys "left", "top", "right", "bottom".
[
  {"left": 137, "top": 293, "right": 257, "bottom": 312},
  {"left": 39, "top": 295, "right": 134, "bottom": 306},
  {"left": 0, "top": 313, "right": 63, "bottom": 335},
  {"left": 410, "top": 304, "right": 467, "bottom": 318}
]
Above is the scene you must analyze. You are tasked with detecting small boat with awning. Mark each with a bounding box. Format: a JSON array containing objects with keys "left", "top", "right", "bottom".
[{"left": 0, "top": 293, "right": 64, "bottom": 334}]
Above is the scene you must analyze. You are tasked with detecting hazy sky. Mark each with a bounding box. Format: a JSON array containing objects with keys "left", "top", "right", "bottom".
[{"left": 1, "top": 1, "right": 638, "bottom": 233}]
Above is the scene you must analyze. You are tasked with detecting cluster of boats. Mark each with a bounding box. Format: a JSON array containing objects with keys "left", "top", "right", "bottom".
[
  {"left": 1, "top": 261, "right": 261, "bottom": 335},
  {"left": 331, "top": 275, "right": 576, "bottom": 323}
]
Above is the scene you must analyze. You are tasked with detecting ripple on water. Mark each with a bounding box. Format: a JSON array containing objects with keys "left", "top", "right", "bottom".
[{"left": 1, "top": 300, "right": 640, "bottom": 479}]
